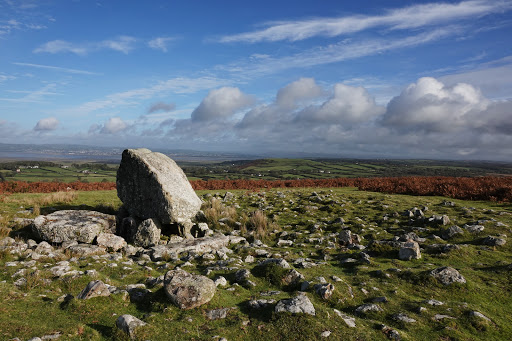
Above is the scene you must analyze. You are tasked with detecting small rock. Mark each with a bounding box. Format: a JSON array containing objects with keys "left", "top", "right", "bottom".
[
  {"left": 77, "top": 280, "right": 111, "bottom": 299},
  {"left": 392, "top": 313, "right": 416, "bottom": 323},
  {"left": 275, "top": 293, "right": 315, "bottom": 316},
  {"left": 116, "top": 314, "right": 146, "bottom": 339},
  {"left": 429, "top": 266, "right": 466, "bottom": 285},
  {"left": 355, "top": 303, "right": 383, "bottom": 315},
  {"left": 399, "top": 241, "right": 421, "bottom": 260},
  {"left": 333, "top": 309, "right": 356, "bottom": 327},
  {"left": 206, "top": 308, "right": 230, "bottom": 320}
]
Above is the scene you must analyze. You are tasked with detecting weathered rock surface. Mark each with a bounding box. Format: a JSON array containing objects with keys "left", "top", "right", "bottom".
[
  {"left": 399, "top": 241, "right": 421, "bottom": 260},
  {"left": 150, "top": 234, "right": 230, "bottom": 261},
  {"left": 164, "top": 269, "right": 216, "bottom": 309},
  {"left": 429, "top": 266, "right": 466, "bottom": 285},
  {"left": 116, "top": 148, "right": 202, "bottom": 225},
  {"left": 275, "top": 293, "right": 316, "bottom": 315},
  {"left": 116, "top": 314, "right": 146, "bottom": 339},
  {"left": 77, "top": 280, "right": 111, "bottom": 299},
  {"left": 133, "top": 218, "right": 161, "bottom": 248},
  {"left": 96, "top": 232, "right": 126, "bottom": 251},
  {"left": 32, "top": 210, "right": 115, "bottom": 244}
]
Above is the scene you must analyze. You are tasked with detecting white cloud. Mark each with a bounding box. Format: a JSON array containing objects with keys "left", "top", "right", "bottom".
[
  {"left": 34, "top": 36, "right": 137, "bottom": 55},
  {"left": 218, "top": 0, "right": 512, "bottom": 43},
  {"left": 100, "top": 36, "right": 137, "bottom": 54},
  {"left": 297, "top": 84, "right": 384, "bottom": 124},
  {"left": 191, "top": 87, "right": 254, "bottom": 122},
  {"left": 276, "top": 77, "right": 323, "bottom": 108},
  {"left": 33, "top": 40, "right": 89, "bottom": 55},
  {"left": 0, "top": 74, "right": 16, "bottom": 83},
  {"left": 218, "top": 28, "right": 455, "bottom": 77},
  {"left": 148, "top": 101, "right": 176, "bottom": 114},
  {"left": 382, "top": 77, "right": 489, "bottom": 132},
  {"left": 34, "top": 117, "right": 58, "bottom": 131},
  {"left": 12, "top": 62, "right": 100, "bottom": 75},
  {"left": 100, "top": 117, "right": 128, "bottom": 134},
  {"left": 148, "top": 37, "right": 175, "bottom": 52}
]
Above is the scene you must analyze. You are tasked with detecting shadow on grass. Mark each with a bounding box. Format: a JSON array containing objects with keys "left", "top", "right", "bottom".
[{"left": 86, "top": 323, "right": 113, "bottom": 339}]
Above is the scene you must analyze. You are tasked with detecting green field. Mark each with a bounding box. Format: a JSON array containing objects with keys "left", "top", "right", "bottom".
[
  {"left": 1, "top": 188, "right": 512, "bottom": 340},
  {"left": 1, "top": 158, "right": 512, "bottom": 183}
]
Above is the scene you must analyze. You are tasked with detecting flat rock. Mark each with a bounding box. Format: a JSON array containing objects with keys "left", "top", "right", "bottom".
[
  {"left": 275, "top": 293, "right": 315, "bottom": 315},
  {"left": 96, "top": 233, "right": 126, "bottom": 251},
  {"left": 77, "top": 280, "right": 111, "bottom": 299},
  {"left": 32, "top": 210, "right": 115, "bottom": 244},
  {"left": 150, "top": 234, "right": 229, "bottom": 261},
  {"left": 333, "top": 309, "right": 356, "bottom": 327},
  {"left": 164, "top": 269, "right": 216, "bottom": 309},
  {"left": 116, "top": 148, "right": 202, "bottom": 224},
  {"left": 429, "top": 266, "right": 466, "bottom": 285}
]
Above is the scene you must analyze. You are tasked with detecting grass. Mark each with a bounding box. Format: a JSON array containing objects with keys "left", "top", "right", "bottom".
[{"left": 0, "top": 187, "right": 511, "bottom": 340}]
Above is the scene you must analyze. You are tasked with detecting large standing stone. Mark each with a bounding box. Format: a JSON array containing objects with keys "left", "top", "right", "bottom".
[
  {"left": 116, "top": 148, "right": 202, "bottom": 225},
  {"left": 163, "top": 269, "right": 216, "bottom": 309},
  {"left": 32, "top": 210, "right": 116, "bottom": 244}
]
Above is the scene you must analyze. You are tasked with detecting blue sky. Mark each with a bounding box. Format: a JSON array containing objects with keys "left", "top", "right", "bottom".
[{"left": 1, "top": 0, "right": 512, "bottom": 160}]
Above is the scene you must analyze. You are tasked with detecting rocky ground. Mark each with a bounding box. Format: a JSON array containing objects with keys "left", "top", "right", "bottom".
[{"left": 0, "top": 187, "right": 511, "bottom": 340}]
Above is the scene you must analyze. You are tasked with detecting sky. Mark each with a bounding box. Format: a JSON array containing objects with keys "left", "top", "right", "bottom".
[{"left": 1, "top": 0, "right": 512, "bottom": 160}]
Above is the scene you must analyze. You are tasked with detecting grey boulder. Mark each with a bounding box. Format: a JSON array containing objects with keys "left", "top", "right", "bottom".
[
  {"left": 429, "top": 266, "right": 466, "bottom": 285},
  {"left": 96, "top": 233, "right": 126, "bottom": 251},
  {"left": 133, "top": 218, "right": 161, "bottom": 248},
  {"left": 275, "top": 293, "right": 315, "bottom": 315},
  {"left": 116, "top": 148, "right": 202, "bottom": 225},
  {"left": 77, "top": 280, "right": 111, "bottom": 299},
  {"left": 116, "top": 314, "right": 146, "bottom": 339},
  {"left": 32, "top": 210, "right": 115, "bottom": 244},
  {"left": 163, "top": 269, "right": 216, "bottom": 309}
]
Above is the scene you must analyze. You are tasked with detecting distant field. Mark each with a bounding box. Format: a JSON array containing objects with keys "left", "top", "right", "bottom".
[{"left": 1, "top": 158, "right": 512, "bottom": 183}]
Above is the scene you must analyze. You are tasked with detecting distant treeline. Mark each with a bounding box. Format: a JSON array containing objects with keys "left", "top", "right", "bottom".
[{"left": 1, "top": 176, "right": 511, "bottom": 202}]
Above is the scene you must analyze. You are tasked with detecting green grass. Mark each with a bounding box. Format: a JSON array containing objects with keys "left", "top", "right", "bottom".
[{"left": 0, "top": 187, "right": 511, "bottom": 340}]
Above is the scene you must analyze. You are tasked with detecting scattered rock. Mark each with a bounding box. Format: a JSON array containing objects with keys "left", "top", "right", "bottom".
[
  {"left": 355, "top": 303, "right": 383, "bottom": 315},
  {"left": 275, "top": 293, "right": 315, "bottom": 315},
  {"left": 392, "top": 313, "right": 416, "bottom": 323},
  {"left": 314, "top": 283, "right": 335, "bottom": 300},
  {"left": 116, "top": 314, "right": 146, "bottom": 339},
  {"left": 96, "top": 232, "right": 126, "bottom": 251},
  {"left": 333, "top": 309, "right": 356, "bottom": 327},
  {"left": 206, "top": 308, "right": 231, "bottom": 320},
  {"left": 399, "top": 240, "right": 421, "bottom": 260},
  {"left": 482, "top": 236, "right": 506, "bottom": 246},
  {"left": 77, "top": 280, "right": 111, "bottom": 299},
  {"left": 133, "top": 218, "right": 161, "bottom": 248},
  {"left": 164, "top": 269, "right": 216, "bottom": 309},
  {"left": 429, "top": 266, "right": 466, "bottom": 285}
]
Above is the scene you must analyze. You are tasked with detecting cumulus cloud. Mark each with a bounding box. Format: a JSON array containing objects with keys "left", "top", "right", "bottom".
[
  {"left": 148, "top": 101, "right": 176, "bottom": 114},
  {"left": 297, "top": 83, "right": 384, "bottom": 124},
  {"left": 276, "top": 77, "right": 323, "bottom": 108},
  {"left": 382, "top": 77, "right": 489, "bottom": 132},
  {"left": 34, "top": 117, "right": 59, "bottom": 131},
  {"left": 191, "top": 87, "right": 254, "bottom": 122},
  {"left": 100, "top": 117, "right": 128, "bottom": 134}
]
